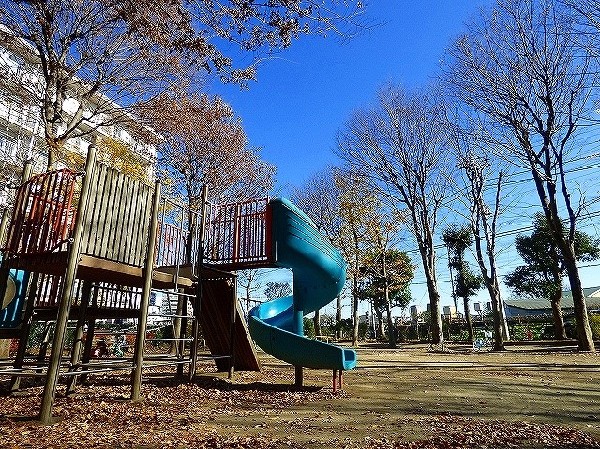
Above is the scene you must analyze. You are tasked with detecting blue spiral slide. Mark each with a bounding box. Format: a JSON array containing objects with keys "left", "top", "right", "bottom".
[{"left": 248, "top": 198, "right": 357, "bottom": 371}]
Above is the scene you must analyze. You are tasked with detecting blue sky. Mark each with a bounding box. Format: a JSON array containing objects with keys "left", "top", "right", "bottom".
[
  {"left": 209, "top": 1, "right": 600, "bottom": 317},
  {"left": 211, "top": 1, "right": 490, "bottom": 195},
  {"left": 208, "top": 1, "right": 495, "bottom": 315}
]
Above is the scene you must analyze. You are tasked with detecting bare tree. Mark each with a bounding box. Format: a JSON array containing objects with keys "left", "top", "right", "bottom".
[
  {"left": 459, "top": 153, "right": 511, "bottom": 349},
  {"left": 264, "top": 281, "right": 292, "bottom": 301},
  {"left": 335, "top": 172, "right": 379, "bottom": 346},
  {"left": 0, "top": 1, "right": 366, "bottom": 168},
  {"left": 337, "top": 85, "right": 452, "bottom": 345},
  {"left": 238, "top": 269, "right": 263, "bottom": 316},
  {"left": 362, "top": 218, "right": 411, "bottom": 348},
  {"left": 144, "top": 90, "right": 276, "bottom": 208},
  {"left": 445, "top": 0, "right": 599, "bottom": 350},
  {"left": 444, "top": 115, "right": 512, "bottom": 348}
]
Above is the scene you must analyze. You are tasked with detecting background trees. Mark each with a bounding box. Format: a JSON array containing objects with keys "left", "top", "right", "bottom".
[
  {"left": 362, "top": 248, "right": 413, "bottom": 346},
  {"left": 445, "top": 0, "right": 599, "bottom": 350},
  {"left": 337, "top": 85, "right": 452, "bottom": 345},
  {"left": 506, "top": 214, "right": 600, "bottom": 339},
  {"left": 442, "top": 225, "right": 482, "bottom": 343},
  {"left": 264, "top": 282, "right": 292, "bottom": 301},
  {"left": 335, "top": 172, "right": 379, "bottom": 346},
  {"left": 292, "top": 167, "right": 344, "bottom": 337},
  {"left": 144, "top": 90, "right": 275, "bottom": 207}
]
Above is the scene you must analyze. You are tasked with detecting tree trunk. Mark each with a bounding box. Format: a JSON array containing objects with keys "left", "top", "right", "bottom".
[
  {"left": 420, "top": 249, "right": 443, "bottom": 344},
  {"left": 463, "top": 296, "right": 474, "bottom": 343},
  {"left": 375, "top": 309, "right": 384, "bottom": 340},
  {"left": 380, "top": 249, "right": 396, "bottom": 348},
  {"left": 352, "top": 271, "right": 359, "bottom": 347},
  {"left": 498, "top": 298, "right": 510, "bottom": 342},
  {"left": 487, "top": 281, "right": 504, "bottom": 351},
  {"left": 550, "top": 293, "right": 567, "bottom": 340},
  {"left": 313, "top": 308, "right": 321, "bottom": 337},
  {"left": 563, "top": 254, "right": 594, "bottom": 350},
  {"left": 426, "top": 277, "right": 443, "bottom": 344},
  {"left": 385, "top": 301, "right": 396, "bottom": 348}
]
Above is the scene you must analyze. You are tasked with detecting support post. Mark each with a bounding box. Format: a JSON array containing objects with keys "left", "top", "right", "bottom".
[
  {"left": 188, "top": 185, "right": 207, "bottom": 382},
  {"left": 35, "top": 321, "right": 53, "bottom": 371},
  {"left": 292, "top": 305, "right": 304, "bottom": 387},
  {"left": 39, "top": 146, "right": 97, "bottom": 424},
  {"left": 228, "top": 275, "right": 237, "bottom": 379},
  {"left": 80, "top": 284, "right": 99, "bottom": 385},
  {"left": 171, "top": 293, "right": 184, "bottom": 356},
  {"left": 177, "top": 308, "right": 187, "bottom": 378},
  {"left": 294, "top": 366, "right": 304, "bottom": 387},
  {"left": 66, "top": 280, "right": 93, "bottom": 395},
  {"left": 131, "top": 180, "right": 161, "bottom": 401}
]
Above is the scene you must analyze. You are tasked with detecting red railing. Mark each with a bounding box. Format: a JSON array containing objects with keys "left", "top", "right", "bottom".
[
  {"left": 155, "top": 197, "right": 203, "bottom": 268},
  {"left": 4, "top": 169, "right": 78, "bottom": 255},
  {"left": 204, "top": 198, "right": 272, "bottom": 268}
]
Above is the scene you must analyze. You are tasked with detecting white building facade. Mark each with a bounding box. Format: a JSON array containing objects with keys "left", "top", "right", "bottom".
[{"left": 0, "top": 35, "right": 157, "bottom": 208}]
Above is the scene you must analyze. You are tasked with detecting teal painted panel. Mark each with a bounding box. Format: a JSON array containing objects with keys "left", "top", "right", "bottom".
[
  {"left": 0, "top": 268, "right": 29, "bottom": 329},
  {"left": 248, "top": 198, "right": 357, "bottom": 371}
]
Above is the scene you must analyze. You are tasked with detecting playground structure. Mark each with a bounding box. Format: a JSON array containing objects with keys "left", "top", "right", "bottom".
[{"left": 0, "top": 145, "right": 356, "bottom": 423}]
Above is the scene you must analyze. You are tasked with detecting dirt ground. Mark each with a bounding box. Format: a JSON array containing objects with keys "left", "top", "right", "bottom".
[{"left": 1, "top": 342, "right": 600, "bottom": 448}]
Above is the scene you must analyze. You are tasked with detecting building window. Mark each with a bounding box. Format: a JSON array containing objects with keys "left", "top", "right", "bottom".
[{"left": 0, "top": 132, "right": 16, "bottom": 158}]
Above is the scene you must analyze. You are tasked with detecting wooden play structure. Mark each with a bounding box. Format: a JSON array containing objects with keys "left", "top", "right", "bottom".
[{"left": 0, "top": 145, "right": 275, "bottom": 422}]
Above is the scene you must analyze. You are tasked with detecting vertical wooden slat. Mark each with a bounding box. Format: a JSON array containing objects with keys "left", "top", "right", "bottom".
[
  {"left": 104, "top": 170, "right": 122, "bottom": 261},
  {"left": 118, "top": 178, "right": 135, "bottom": 263},
  {"left": 121, "top": 175, "right": 139, "bottom": 265},
  {"left": 98, "top": 168, "right": 118, "bottom": 259},
  {"left": 88, "top": 164, "right": 109, "bottom": 257},
  {"left": 81, "top": 165, "right": 101, "bottom": 256},
  {"left": 130, "top": 182, "right": 147, "bottom": 266}
]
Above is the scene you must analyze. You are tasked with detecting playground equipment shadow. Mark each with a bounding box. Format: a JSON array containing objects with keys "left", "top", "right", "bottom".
[{"left": 1, "top": 344, "right": 600, "bottom": 448}]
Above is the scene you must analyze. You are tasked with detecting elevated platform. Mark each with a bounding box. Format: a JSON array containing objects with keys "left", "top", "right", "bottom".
[{"left": 3, "top": 253, "right": 194, "bottom": 290}]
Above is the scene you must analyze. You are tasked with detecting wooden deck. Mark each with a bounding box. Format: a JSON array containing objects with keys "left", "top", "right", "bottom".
[{"left": 2, "top": 252, "right": 193, "bottom": 289}]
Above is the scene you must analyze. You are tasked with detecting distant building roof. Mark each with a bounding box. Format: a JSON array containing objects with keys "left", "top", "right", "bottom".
[{"left": 505, "top": 287, "right": 600, "bottom": 311}]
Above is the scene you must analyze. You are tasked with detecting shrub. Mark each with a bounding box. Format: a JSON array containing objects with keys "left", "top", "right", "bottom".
[{"left": 589, "top": 314, "right": 600, "bottom": 340}]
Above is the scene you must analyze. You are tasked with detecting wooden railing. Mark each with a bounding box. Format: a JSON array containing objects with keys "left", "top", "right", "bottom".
[{"left": 80, "top": 164, "right": 153, "bottom": 267}]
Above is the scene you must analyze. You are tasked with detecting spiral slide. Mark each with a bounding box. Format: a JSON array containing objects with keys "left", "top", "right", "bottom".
[{"left": 248, "top": 198, "right": 357, "bottom": 371}]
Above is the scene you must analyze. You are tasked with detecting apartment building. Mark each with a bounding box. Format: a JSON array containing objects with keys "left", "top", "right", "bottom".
[{"left": 0, "top": 35, "right": 157, "bottom": 208}]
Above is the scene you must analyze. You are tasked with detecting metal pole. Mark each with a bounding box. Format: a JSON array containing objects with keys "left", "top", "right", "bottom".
[
  {"left": 131, "top": 180, "right": 161, "bottom": 401},
  {"left": 65, "top": 280, "right": 93, "bottom": 395},
  {"left": 228, "top": 273, "right": 237, "bottom": 379},
  {"left": 189, "top": 185, "right": 208, "bottom": 382},
  {"left": 39, "top": 145, "right": 97, "bottom": 423}
]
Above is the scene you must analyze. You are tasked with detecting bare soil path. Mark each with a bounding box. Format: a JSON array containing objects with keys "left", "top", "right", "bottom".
[{"left": 1, "top": 342, "right": 599, "bottom": 448}]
